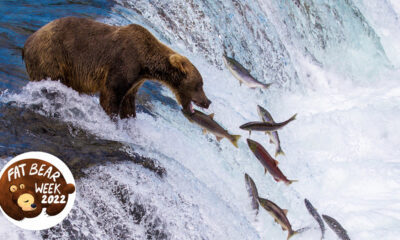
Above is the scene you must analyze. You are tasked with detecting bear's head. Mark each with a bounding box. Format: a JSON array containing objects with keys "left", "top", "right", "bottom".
[
  {"left": 3, "top": 182, "right": 42, "bottom": 220},
  {"left": 169, "top": 54, "right": 212, "bottom": 113}
]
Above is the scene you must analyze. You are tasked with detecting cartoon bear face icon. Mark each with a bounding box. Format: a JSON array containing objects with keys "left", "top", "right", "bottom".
[
  {"left": 0, "top": 180, "right": 42, "bottom": 221},
  {"left": 0, "top": 159, "right": 75, "bottom": 221},
  {"left": 10, "top": 184, "right": 37, "bottom": 212},
  {"left": 4, "top": 182, "right": 43, "bottom": 220}
]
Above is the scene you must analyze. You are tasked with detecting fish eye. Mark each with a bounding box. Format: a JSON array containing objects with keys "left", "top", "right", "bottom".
[
  {"left": 9, "top": 185, "right": 17, "bottom": 193},
  {"left": 19, "top": 184, "right": 25, "bottom": 190}
]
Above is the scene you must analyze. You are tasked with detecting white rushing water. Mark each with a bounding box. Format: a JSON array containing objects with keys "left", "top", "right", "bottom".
[{"left": 1, "top": 0, "right": 400, "bottom": 239}]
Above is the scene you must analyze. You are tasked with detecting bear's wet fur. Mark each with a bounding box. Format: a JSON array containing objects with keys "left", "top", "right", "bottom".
[{"left": 23, "top": 17, "right": 211, "bottom": 118}]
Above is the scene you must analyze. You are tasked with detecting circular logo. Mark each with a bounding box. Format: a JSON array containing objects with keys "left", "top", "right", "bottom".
[{"left": 0, "top": 152, "right": 76, "bottom": 230}]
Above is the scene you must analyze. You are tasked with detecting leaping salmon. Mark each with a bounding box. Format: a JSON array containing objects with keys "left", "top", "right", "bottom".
[
  {"left": 240, "top": 113, "right": 297, "bottom": 135},
  {"left": 244, "top": 173, "right": 259, "bottom": 215},
  {"left": 257, "top": 105, "right": 285, "bottom": 157},
  {"left": 304, "top": 199, "right": 325, "bottom": 239},
  {"left": 258, "top": 197, "right": 300, "bottom": 240},
  {"left": 223, "top": 55, "right": 272, "bottom": 89},
  {"left": 246, "top": 139, "right": 296, "bottom": 185},
  {"left": 182, "top": 109, "right": 241, "bottom": 148},
  {"left": 322, "top": 215, "right": 351, "bottom": 240}
]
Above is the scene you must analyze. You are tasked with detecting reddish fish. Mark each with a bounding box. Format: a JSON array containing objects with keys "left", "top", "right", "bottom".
[{"left": 246, "top": 139, "right": 297, "bottom": 185}]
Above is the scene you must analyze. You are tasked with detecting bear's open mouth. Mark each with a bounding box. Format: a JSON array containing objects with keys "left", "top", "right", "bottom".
[
  {"left": 184, "top": 100, "right": 204, "bottom": 114},
  {"left": 189, "top": 102, "right": 194, "bottom": 113},
  {"left": 183, "top": 101, "right": 195, "bottom": 114}
]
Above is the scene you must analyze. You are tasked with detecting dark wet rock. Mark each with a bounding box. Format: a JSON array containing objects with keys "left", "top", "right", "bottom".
[
  {"left": 0, "top": 104, "right": 166, "bottom": 178},
  {"left": 0, "top": 102, "right": 170, "bottom": 238}
]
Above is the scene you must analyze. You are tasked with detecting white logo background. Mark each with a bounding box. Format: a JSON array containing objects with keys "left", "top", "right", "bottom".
[{"left": 0, "top": 152, "right": 76, "bottom": 230}]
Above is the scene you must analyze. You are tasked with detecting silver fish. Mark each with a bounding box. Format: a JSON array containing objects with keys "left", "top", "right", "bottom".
[
  {"left": 244, "top": 173, "right": 259, "bottom": 215},
  {"left": 322, "top": 215, "right": 350, "bottom": 240},
  {"left": 223, "top": 55, "right": 272, "bottom": 89},
  {"left": 240, "top": 113, "right": 297, "bottom": 134},
  {"left": 182, "top": 109, "right": 241, "bottom": 148},
  {"left": 257, "top": 105, "right": 285, "bottom": 157},
  {"left": 304, "top": 199, "right": 325, "bottom": 239}
]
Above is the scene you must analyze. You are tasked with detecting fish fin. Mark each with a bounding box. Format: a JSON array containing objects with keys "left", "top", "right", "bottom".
[
  {"left": 274, "top": 159, "right": 279, "bottom": 165},
  {"left": 269, "top": 138, "right": 273, "bottom": 143},
  {"left": 230, "top": 135, "right": 241, "bottom": 148},
  {"left": 283, "top": 209, "right": 288, "bottom": 215},
  {"left": 208, "top": 113, "right": 215, "bottom": 119},
  {"left": 286, "top": 180, "right": 298, "bottom": 185},
  {"left": 264, "top": 168, "right": 268, "bottom": 174},
  {"left": 239, "top": 81, "right": 242, "bottom": 86},
  {"left": 216, "top": 136, "right": 223, "bottom": 142},
  {"left": 274, "top": 219, "right": 278, "bottom": 224},
  {"left": 202, "top": 129, "right": 207, "bottom": 134},
  {"left": 249, "top": 130, "right": 251, "bottom": 136},
  {"left": 282, "top": 226, "right": 286, "bottom": 231},
  {"left": 275, "top": 148, "right": 285, "bottom": 157}
]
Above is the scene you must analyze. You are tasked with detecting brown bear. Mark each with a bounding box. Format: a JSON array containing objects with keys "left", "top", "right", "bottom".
[
  {"left": 22, "top": 17, "right": 211, "bottom": 118},
  {"left": 0, "top": 159, "right": 75, "bottom": 221}
]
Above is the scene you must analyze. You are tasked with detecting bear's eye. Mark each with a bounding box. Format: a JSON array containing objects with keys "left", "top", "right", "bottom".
[
  {"left": 9, "top": 185, "right": 17, "bottom": 193},
  {"left": 19, "top": 184, "right": 25, "bottom": 190}
]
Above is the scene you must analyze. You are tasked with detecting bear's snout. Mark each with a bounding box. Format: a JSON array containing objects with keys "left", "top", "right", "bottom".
[
  {"left": 191, "top": 92, "right": 212, "bottom": 109},
  {"left": 200, "top": 99, "right": 211, "bottom": 109},
  {"left": 17, "top": 193, "right": 37, "bottom": 212}
]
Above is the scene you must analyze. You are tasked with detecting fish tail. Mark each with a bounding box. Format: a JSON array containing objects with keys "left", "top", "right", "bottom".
[
  {"left": 230, "top": 135, "right": 241, "bottom": 148},
  {"left": 287, "top": 231, "right": 297, "bottom": 240},
  {"left": 262, "top": 82, "right": 273, "bottom": 89},
  {"left": 275, "top": 148, "right": 285, "bottom": 157},
  {"left": 288, "top": 227, "right": 310, "bottom": 240},
  {"left": 289, "top": 113, "right": 297, "bottom": 122},
  {"left": 287, "top": 229, "right": 300, "bottom": 240},
  {"left": 286, "top": 179, "right": 298, "bottom": 185}
]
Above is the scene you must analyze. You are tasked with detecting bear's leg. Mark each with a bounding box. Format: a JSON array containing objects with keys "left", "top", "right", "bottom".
[
  {"left": 100, "top": 89, "right": 123, "bottom": 117},
  {"left": 118, "top": 79, "right": 146, "bottom": 119},
  {"left": 119, "top": 92, "right": 136, "bottom": 119}
]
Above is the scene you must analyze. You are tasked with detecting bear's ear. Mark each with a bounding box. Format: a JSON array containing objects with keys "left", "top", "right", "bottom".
[
  {"left": 169, "top": 54, "right": 188, "bottom": 74},
  {"left": 10, "top": 185, "right": 17, "bottom": 193}
]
